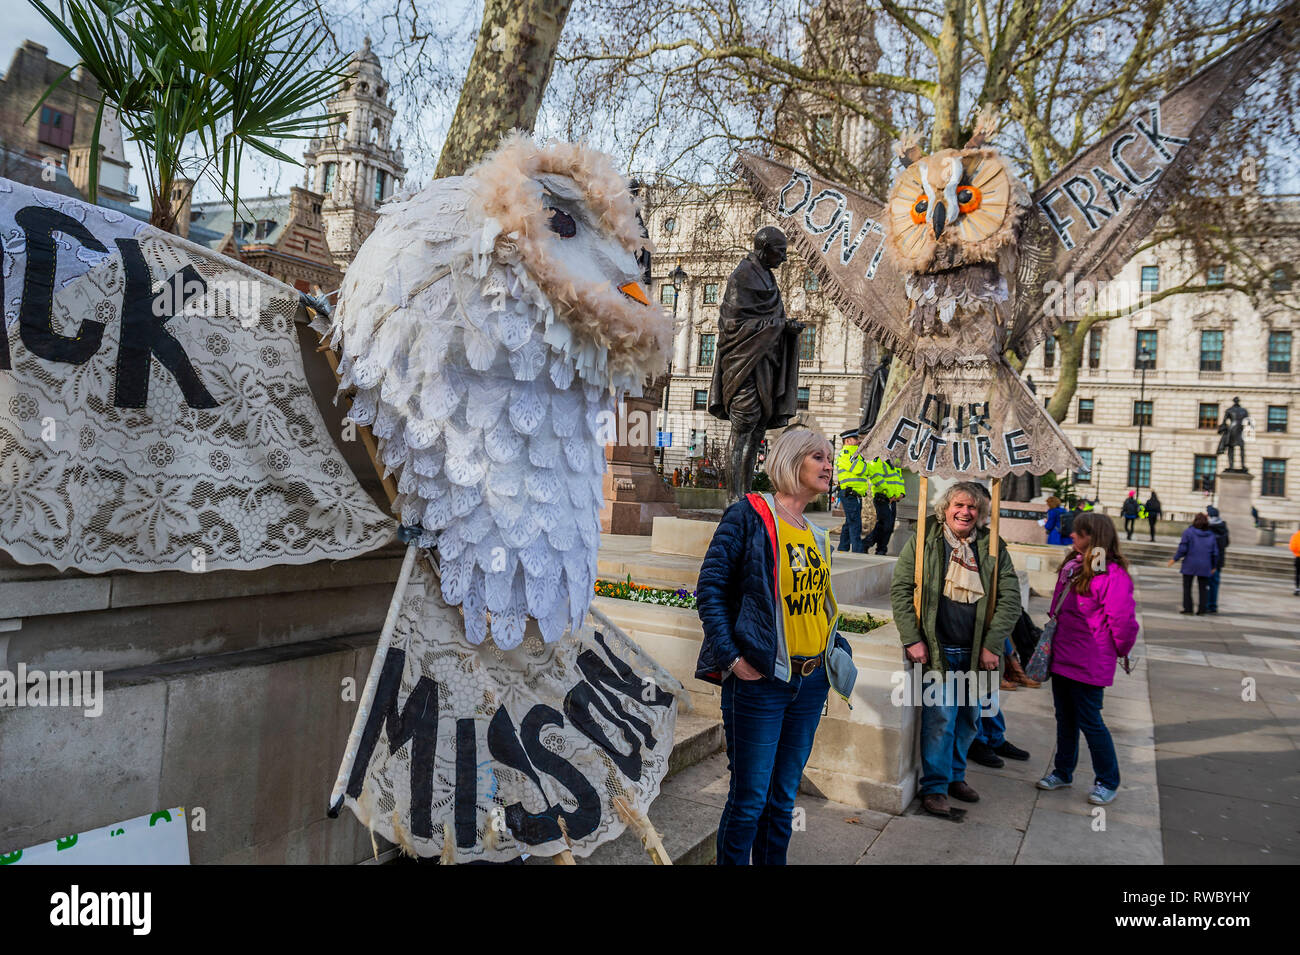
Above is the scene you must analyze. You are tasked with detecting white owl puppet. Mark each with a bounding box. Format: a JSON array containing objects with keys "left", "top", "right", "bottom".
[{"left": 330, "top": 134, "right": 672, "bottom": 649}]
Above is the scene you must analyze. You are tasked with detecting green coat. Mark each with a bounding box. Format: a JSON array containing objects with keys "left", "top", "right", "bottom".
[{"left": 890, "top": 522, "right": 1021, "bottom": 674}]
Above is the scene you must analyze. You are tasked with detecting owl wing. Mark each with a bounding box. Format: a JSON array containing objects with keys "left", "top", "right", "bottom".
[
  {"left": 735, "top": 151, "right": 913, "bottom": 357},
  {"left": 1008, "top": 20, "right": 1287, "bottom": 358},
  {"left": 332, "top": 179, "right": 608, "bottom": 650}
]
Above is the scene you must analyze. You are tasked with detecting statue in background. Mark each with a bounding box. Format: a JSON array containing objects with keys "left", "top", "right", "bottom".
[{"left": 1216, "top": 396, "right": 1251, "bottom": 472}]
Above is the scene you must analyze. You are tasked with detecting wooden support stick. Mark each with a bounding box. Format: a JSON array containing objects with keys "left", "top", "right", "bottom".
[
  {"left": 613, "top": 795, "right": 673, "bottom": 865},
  {"left": 913, "top": 474, "right": 927, "bottom": 617},
  {"left": 985, "top": 477, "right": 1002, "bottom": 631}
]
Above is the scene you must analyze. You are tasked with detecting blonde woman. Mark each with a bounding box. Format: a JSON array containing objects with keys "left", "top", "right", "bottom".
[{"left": 695, "top": 427, "right": 856, "bottom": 865}]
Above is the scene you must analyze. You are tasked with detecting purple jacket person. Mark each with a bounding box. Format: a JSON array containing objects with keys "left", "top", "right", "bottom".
[
  {"left": 1172, "top": 525, "right": 1219, "bottom": 578},
  {"left": 1049, "top": 554, "right": 1140, "bottom": 687}
]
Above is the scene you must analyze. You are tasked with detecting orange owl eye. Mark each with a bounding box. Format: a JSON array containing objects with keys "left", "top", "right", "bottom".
[
  {"left": 910, "top": 196, "right": 928, "bottom": 225},
  {"left": 957, "top": 185, "right": 982, "bottom": 214}
]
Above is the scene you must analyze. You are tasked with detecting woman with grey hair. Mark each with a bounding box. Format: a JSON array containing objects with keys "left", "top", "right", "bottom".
[
  {"left": 695, "top": 426, "right": 857, "bottom": 864},
  {"left": 890, "top": 480, "right": 1021, "bottom": 817}
]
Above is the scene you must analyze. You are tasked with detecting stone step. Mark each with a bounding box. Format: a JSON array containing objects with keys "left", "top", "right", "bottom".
[{"left": 1122, "top": 540, "right": 1293, "bottom": 580}]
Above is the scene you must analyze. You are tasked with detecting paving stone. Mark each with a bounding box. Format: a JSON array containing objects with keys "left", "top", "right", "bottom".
[
  {"left": 1159, "top": 785, "right": 1300, "bottom": 855},
  {"left": 1017, "top": 807, "right": 1163, "bottom": 865},
  {"left": 858, "top": 812, "right": 1021, "bottom": 865},
  {"left": 1162, "top": 828, "right": 1300, "bottom": 865}
]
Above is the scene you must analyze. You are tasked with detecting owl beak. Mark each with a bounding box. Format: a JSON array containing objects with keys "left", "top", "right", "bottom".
[
  {"left": 618, "top": 281, "right": 650, "bottom": 305},
  {"left": 932, "top": 201, "right": 947, "bottom": 238}
]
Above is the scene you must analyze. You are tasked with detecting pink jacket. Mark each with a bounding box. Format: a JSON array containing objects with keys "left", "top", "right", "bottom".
[{"left": 1048, "top": 556, "right": 1140, "bottom": 687}]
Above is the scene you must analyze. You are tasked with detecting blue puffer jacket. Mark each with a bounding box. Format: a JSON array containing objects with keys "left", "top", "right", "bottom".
[
  {"left": 1173, "top": 526, "right": 1219, "bottom": 577},
  {"left": 695, "top": 492, "right": 850, "bottom": 685}
]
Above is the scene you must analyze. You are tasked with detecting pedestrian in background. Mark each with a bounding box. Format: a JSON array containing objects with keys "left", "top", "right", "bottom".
[
  {"left": 1168, "top": 513, "right": 1219, "bottom": 615},
  {"left": 1042, "top": 495, "right": 1072, "bottom": 546},
  {"left": 1120, "top": 491, "right": 1139, "bottom": 540},
  {"left": 1144, "top": 491, "right": 1162, "bottom": 541},
  {"left": 863, "top": 457, "right": 905, "bottom": 555},
  {"left": 1290, "top": 526, "right": 1300, "bottom": 596},
  {"left": 834, "top": 429, "right": 871, "bottom": 553},
  {"left": 695, "top": 427, "right": 854, "bottom": 865},
  {"left": 1205, "top": 506, "right": 1230, "bottom": 614},
  {"left": 1037, "top": 513, "right": 1139, "bottom": 806}
]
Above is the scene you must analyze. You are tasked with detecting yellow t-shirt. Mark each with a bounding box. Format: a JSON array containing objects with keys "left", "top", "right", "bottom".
[{"left": 776, "top": 515, "right": 831, "bottom": 657}]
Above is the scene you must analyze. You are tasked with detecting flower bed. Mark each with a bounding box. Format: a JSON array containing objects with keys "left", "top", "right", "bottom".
[
  {"left": 594, "top": 577, "right": 697, "bottom": 609},
  {"left": 839, "top": 612, "right": 887, "bottom": 634}
]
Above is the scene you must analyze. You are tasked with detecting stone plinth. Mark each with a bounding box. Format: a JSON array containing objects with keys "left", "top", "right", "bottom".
[
  {"left": 1006, "top": 541, "right": 1071, "bottom": 597},
  {"left": 997, "top": 501, "right": 1052, "bottom": 545},
  {"left": 600, "top": 390, "right": 679, "bottom": 535},
  {"left": 1215, "top": 470, "right": 1254, "bottom": 544}
]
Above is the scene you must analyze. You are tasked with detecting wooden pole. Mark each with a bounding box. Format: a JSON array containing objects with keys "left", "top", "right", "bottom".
[
  {"left": 313, "top": 332, "right": 399, "bottom": 507},
  {"left": 985, "top": 477, "right": 1002, "bottom": 632},
  {"left": 913, "top": 474, "right": 927, "bottom": 617}
]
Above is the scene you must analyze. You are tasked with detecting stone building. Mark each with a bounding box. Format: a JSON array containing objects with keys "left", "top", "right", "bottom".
[
  {"left": 1021, "top": 206, "right": 1299, "bottom": 525},
  {"left": 0, "top": 40, "right": 134, "bottom": 204},
  {"left": 301, "top": 37, "right": 407, "bottom": 275}
]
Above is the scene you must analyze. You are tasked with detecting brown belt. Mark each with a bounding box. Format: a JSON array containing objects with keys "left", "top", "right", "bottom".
[{"left": 791, "top": 656, "right": 823, "bottom": 676}]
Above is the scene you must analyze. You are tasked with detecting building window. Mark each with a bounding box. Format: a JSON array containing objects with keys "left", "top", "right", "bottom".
[
  {"left": 1199, "top": 330, "right": 1224, "bottom": 371},
  {"left": 703, "top": 283, "right": 719, "bottom": 305},
  {"left": 1272, "top": 267, "right": 1293, "bottom": 292},
  {"left": 1128, "top": 451, "right": 1151, "bottom": 489},
  {"left": 1268, "top": 331, "right": 1292, "bottom": 373},
  {"left": 1207, "top": 265, "right": 1225, "bottom": 286},
  {"left": 312, "top": 202, "right": 321, "bottom": 215},
  {"left": 1076, "top": 448, "right": 1093, "bottom": 483},
  {"left": 1261, "top": 458, "right": 1286, "bottom": 497},
  {"left": 322, "top": 162, "right": 337, "bottom": 194},
  {"left": 254, "top": 219, "right": 276, "bottom": 240},
  {"left": 704, "top": 213, "right": 721, "bottom": 232},
  {"left": 1044, "top": 336, "right": 1055, "bottom": 369},
  {"left": 660, "top": 284, "right": 677, "bottom": 306},
  {"left": 692, "top": 389, "right": 707, "bottom": 411},
  {"left": 374, "top": 170, "right": 387, "bottom": 203},
  {"left": 1198, "top": 403, "right": 1219, "bottom": 430},
  {"left": 1140, "top": 265, "right": 1159, "bottom": 293},
  {"left": 1087, "top": 328, "right": 1102, "bottom": 369},
  {"left": 796, "top": 386, "right": 810, "bottom": 410},
  {"left": 1193, "top": 455, "right": 1217, "bottom": 492},
  {"left": 303, "top": 238, "right": 310, "bottom": 255},
  {"left": 1077, "top": 399, "right": 1094, "bottom": 424},
  {"left": 1267, "top": 406, "right": 1288, "bottom": 433},
  {"left": 804, "top": 270, "right": 820, "bottom": 292},
  {"left": 799, "top": 326, "right": 816, "bottom": 361},
  {"left": 38, "top": 106, "right": 73, "bottom": 149},
  {"left": 698, "top": 333, "right": 716, "bottom": 367},
  {"left": 1135, "top": 330, "right": 1157, "bottom": 369},
  {"left": 662, "top": 217, "right": 676, "bottom": 235},
  {"left": 1132, "top": 400, "right": 1153, "bottom": 427}
]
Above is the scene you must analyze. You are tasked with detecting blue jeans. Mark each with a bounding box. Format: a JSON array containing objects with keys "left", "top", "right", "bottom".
[
  {"left": 975, "top": 638, "right": 1015, "bottom": 746},
  {"left": 1207, "top": 568, "right": 1221, "bottom": 612},
  {"left": 918, "top": 647, "right": 981, "bottom": 795},
  {"left": 717, "top": 665, "right": 829, "bottom": 865},
  {"left": 1051, "top": 673, "right": 1120, "bottom": 789},
  {"left": 837, "top": 493, "right": 867, "bottom": 552}
]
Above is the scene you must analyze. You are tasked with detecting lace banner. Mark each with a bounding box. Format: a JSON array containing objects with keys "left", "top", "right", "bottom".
[
  {"left": 335, "top": 559, "right": 680, "bottom": 862},
  {"left": 0, "top": 177, "right": 394, "bottom": 572}
]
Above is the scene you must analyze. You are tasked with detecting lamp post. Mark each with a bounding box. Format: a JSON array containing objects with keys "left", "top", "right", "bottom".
[
  {"left": 1093, "top": 458, "right": 1102, "bottom": 505},
  {"left": 658, "top": 262, "right": 688, "bottom": 475},
  {"left": 1135, "top": 346, "right": 1152, "bottom": 492}
]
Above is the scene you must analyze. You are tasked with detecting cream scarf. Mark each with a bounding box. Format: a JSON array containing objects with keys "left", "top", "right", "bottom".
[{"left": 941, "top": 524, "right": 985, "bottom": 604}]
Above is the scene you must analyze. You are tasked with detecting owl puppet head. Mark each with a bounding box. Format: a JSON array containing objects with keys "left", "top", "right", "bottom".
[{"left": 885, "top": 118, "right": 1030, "bottom": 276}]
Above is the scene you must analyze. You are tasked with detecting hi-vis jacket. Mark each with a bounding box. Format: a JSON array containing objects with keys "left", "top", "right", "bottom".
[
  {"left": 695, "top": 492, "right": 853, "bottom": 702},
  {"left": 835, "top": 445, "right": 872, "bottom": 494},
  {"left": 864, "top": 459, "right": 906, "bottom": 499}
]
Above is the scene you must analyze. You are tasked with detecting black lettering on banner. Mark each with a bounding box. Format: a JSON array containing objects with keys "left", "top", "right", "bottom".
[
  {"left": 967, "top": 402, "right": 991, "bottom": 434},
  {"left": 1092, "top": 166, "right": 1136, "bottom": 212},
  {"left": 487, "top": 707, "right": 559, "bottom": 844},
  {"left": 1062, "top": 176, "right": 1112, "bottom": 231},
  {"left": 1132, "top": 104, "right": 1188, "bottom": 163},
  {"left": 520, "top": 705, "right": 602, "bottom": 841},
  {"left": 1037, "top": 188, "right": 1076, "bottom": 250},
  {"left": 1111, "top": 132, "right": 1158, "bottom": 187},
  {"left": 581, "top": 630, "right": 671, "bottom": 739},
  {"left": 1004, "top": 428, "right": 1032, "bottom": 467},
  {"left": 976, "top": 434, "right": 999, "bottom": 471},
  {"left": 925, "top": 432, "right": 946, "bottom": 471},
  {"left": 455, "top": 718, "right": 478, "bottom": 849},
  {"left": 885, "top": 416, "right": 917, "bottom": 453},
  {"left": 920, "top": 393, "right": 946, "bottom": 430},
  {"left": 345, "top": 648, "right": 439, "bottom": 839},
  {"left": 114, "top": 239, "right": 218, "bottom": 408},
  {"left": 564, "top": 679, "right": 643, "bottom": 780},
  {"left": 803, "top": 188, "right": 846, "bottom": 236},
  {"left": 778, "top": 170, "right": 812, "bottom": 216},
  {"left": 907, "top": 424, "right": 929, "bottom": 462},
  {"left": 15, "top": 206, "right": 109, "bottom": 364},
  {"left": 953, "top": 439, "right": 972, "bottom": 471}
]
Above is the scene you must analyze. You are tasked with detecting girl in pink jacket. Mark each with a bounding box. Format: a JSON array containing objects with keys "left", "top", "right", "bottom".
[{"left": 1036, "top": 512, "right": 1140, "bottom": 806}]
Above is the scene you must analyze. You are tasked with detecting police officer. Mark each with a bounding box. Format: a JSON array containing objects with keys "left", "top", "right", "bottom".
[
  {"left": 835, "top": 430, "right": 872, "bottom": 552},
  {"left": 863, "top": 457, "right": 906, "bottom": 555}
]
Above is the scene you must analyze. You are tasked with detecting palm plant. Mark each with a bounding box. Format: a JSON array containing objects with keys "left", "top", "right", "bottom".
[{"left": 28, "top": 0, "right": 349, "bottom": 231}]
